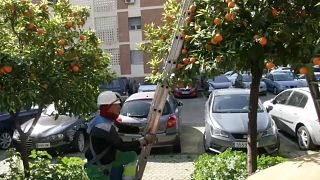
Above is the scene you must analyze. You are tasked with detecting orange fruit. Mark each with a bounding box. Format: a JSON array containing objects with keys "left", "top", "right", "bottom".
[
  {"left": 189, "top": 57, "right": 196, "bottom": 64},
  {"left": 177, "top": 64, "right": 185, "bottom": 70},
  {"left": 215, "top": 34, "right": 223, "bottom": 42},
  {"left": 206, "top": 44, "right": 212, "bottom": 51},
  {"left": 183, "top": 58, "right": 190, "bottom": 64},
  {"left": 80, "top": 34, "right": 86, "bottom": 41},
  {"left": 185, "top": 17, "right": 193, "bottom": 25},
  {"left": 37, "top": 28, "right": 45, "bottom": 35},
  {"left": 266, "top": 62, "right": 275, "bottom": 70},
  {"left": 312, "top": 57, "right": 320, "bottom": 65},
  {"left": 189, "top": 4, "right": 197, "bottom": 13},
  {"left": 181, "top": 48, "right": 188, "bottom": 55},
  {"left": 28, "top": 23, "right": 36, "bottom": 31},
  {"left": 259, "top": 37, "right": 268, "bottom": 46},
  {"left": 57, "top": 48, "right": 64, "bottom": 56},
  {"left": 58, "top": 39, "right": 66, "bottom": 46},
  {"left": 71, "top": 64, "right": 80, "bottom": 73},
  {"left": 164, "top": 14, "right": 174, "bottom": 22},
  {"left": 272, "top": 8, "right": 279, "bottom": 17},
  {"left": 225, "top": 13, "right": 233, "bottom": 21},
  {"left": 211, "top": 38, "right": 218, "bottom": 45},
  {"left": 299, "top": 67, "right": 309, "bottom": 75},
  {"left": 214, "top": 18, "right": 222, "bottom": 25},
  {"left": 228, "top": 2, "right": 236, "bottom": 8},
  {"left": 2, "top": 66, "right": 13, "bottom": 73},
  {"left": 66, "top": 20, "right": 73, "bottom": 29},
  {"left": 41, "top": 82, "right": 48, "bottom": 89},
  {"left": 225, "top": 0, "right": 232, "bottom": 3}
]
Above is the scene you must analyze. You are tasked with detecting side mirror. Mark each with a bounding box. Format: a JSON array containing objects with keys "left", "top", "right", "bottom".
[
  {"left": 266, "top": 105, "right": 273, "bottom": 113},
  {"left": 177, "top": 101, "right": 183, "bottom": 106}
]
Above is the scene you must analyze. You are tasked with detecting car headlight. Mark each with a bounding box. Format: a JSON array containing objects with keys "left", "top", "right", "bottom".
[
  {"left": 210, "top": 126, "right": 229, "bottom": 138},
  {"left": 262, "top": 120, "right": 277, "bottom": 137},
  {"left": 44, "top": 134, "right": 64, "bottom": 141}
]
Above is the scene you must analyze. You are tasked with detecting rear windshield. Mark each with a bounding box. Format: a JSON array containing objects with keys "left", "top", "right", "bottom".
[
  {"left": 120, "top": 99, "right": 172, "bottom": 118},
  {"left": 105, "top": 80, "right": 121, "bottom": 88},
  {"left": 242, "top": 75, "right": 252, "bottom": 82},
  {"left": 212, "top": 94, "right": 263, "bottom": 113},
  {"left": 214, "top": 76, "right": 229, "bottom": 83},
  {"left": 273, "top": 74, "right": 294, "bottom": 81}
]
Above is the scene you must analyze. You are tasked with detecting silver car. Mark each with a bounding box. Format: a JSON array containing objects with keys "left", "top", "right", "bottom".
[
  {"left": 203, "top": 89, "right": 279, "bottom": 154},
  {"left": 118, "top": 92, "right": 183, "bottom": 153}
]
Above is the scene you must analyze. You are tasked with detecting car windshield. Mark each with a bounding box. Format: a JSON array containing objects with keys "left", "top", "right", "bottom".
[
  {"left": 242, "top": 75, "right": 252, "bottom": 82},
  {"left": 120, "top": 99, "right": 171, "bottom": 118},
  {"left": 273, "top": 74, "right": 294, "bottom": 81},
  {"left": 213, "top": 76, "right": 229, "bottom": 83},
  {"left": 105, "top": 80, "right": 121, "bottom": 88},
  {"left": 212, "top": 94, "right": 264, "bottom": 113}
]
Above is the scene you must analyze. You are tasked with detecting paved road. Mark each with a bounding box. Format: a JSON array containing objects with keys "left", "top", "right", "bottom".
[{"left": 0, "top": 91, "right": 318, "bottom": 179}]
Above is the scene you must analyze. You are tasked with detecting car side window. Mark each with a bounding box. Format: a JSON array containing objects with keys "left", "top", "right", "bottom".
[
  {"left": 287, "top": 92, "right": 308, "bottom": 108},
  {"left": 274, "top": 90, "right": 292, "bottom": 104}
]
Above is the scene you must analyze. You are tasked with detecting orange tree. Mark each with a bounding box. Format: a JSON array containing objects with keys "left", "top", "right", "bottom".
[
  {"left": 0, "top": 0, "right": 113, "bottom": 176},
  {"left": 141, "top": 0, "right": 320, "bottom": 175}
]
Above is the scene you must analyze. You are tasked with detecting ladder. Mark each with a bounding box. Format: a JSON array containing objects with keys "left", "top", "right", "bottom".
[
  {"left": 135, "top": 0, "right": 194, "bottom": 179},
  {"left": 306, "top": 69, "right": 320, "bottom": 122}
]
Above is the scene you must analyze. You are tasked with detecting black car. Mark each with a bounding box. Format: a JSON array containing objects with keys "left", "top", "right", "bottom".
[
  {"left": 100, "top": 77, "right": 129, "bottom": 97},
  {"left": 12, "top": 104, "right": 87, "bottom": 152},
  {"left": 0, "top": 108, "right": 38, "bottom": 150}
]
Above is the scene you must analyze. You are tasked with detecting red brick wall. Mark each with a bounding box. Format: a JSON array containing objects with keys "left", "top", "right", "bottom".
[
  {"left": 120, "top": 44, "right": 131, "bottom": 75},
  {"left": 141, "top": 8, "right": 164, "bottom": 40},
  {"left": 141, "top": 0, "right": 165, "bottom": 7},
  {"left": 118, "top": 12, "right": 129, "bottom": 42}
]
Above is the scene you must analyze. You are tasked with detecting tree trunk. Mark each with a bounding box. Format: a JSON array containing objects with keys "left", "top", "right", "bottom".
[
  {"left": 12, "top": 105, "right": 44, "bottom": 178},
  {"left": 247, "top": 62, "right": 263, "bottom": 175}
]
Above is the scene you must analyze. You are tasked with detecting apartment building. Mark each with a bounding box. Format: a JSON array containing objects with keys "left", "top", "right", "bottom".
[{"left": 32, "top": 0, "right": 165, "bottom": 78}]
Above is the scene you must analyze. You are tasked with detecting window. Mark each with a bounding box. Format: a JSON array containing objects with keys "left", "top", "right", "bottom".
[
  {"left": 131, "top": 51, "right": 144, "bottom": 64},
  {"left": 95, "top": 16, "right": 119, "bottom": 45},
  {"left": 287, "top": 91, "right": 308, "bottom": 108},
  {"left": 274, "top": 90, "right": 292, "bottom": 104},
  {"left": 120, "top": 99, "right": 171, "bottom": 117},
  {"left": 213, "top": 75, "right": 229, "bottom": 83},
  {"left": 128, "top": 17, "right": 141, "bottom": 31},
  {"left": 93, "top": 0, "right": 116, "bottom": 12},
  {"left": 105, "top": 48, "right": 120, "bottom": 65}
]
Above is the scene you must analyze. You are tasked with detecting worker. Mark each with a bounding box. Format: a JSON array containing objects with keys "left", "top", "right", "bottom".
[{"left": 85, "top": 91, "right": 157, "bottom": 180}]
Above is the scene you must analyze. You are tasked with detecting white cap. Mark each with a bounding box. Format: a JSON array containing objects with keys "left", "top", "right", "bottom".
[{"left": 97, "top": 91, "right": 121, "bottom": 106}]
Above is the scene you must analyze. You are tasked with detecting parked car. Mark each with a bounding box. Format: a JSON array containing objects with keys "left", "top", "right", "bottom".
[
  {"left": 234, "top": 74, "right": 267, "bottom": 95},
  {"left": 296, "top": 73, "right": 320, "bottom": 87},
  {"left": 12, "top": 104, "right": 87, "bottom": 152},
  {"left": 207, "top": 75, "right": 232, "bottom": 94},
  {"left": 263, "top": 88, "right": 320, "bottom": 150},
  {"left": 173, "top": 83, "right": 198, "bottom": 98},
  {"left": 117, "top": 92, "right": 183, "bottom": 153},
  {"left": 137, "top": 81, "right": 157, "bottom": 92},
  {"left": 270, "top": 69, "right": 296, "bottom": 79},
  {"left": 225, "top": 72, "right": 239, "bottom": 86},
  {"left": 100, "top": 77, "right": 129, "bottom": 97},
  {"left": 262, "top": 72, "right": 300, "bottom": 94},
  {"left": 0, "top": 108, "right": 38, "bottom": 149},
  {"left": 203, "top": 89, "right": 280, "bottom": 154}
]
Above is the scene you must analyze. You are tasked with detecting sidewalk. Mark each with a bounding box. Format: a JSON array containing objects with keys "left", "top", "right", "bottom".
[{"left": 247, "top": 152, "right": 320, "bottom": 180}]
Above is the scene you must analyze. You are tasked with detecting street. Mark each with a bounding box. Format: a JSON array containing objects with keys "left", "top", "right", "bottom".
[{"left": 0, "top": 91, "right": 318, "bottom": 179}]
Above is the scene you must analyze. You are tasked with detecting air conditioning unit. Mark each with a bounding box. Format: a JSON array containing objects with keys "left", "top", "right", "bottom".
[{"left": 125, "top": 0, "right": 135, "bottom": 4}]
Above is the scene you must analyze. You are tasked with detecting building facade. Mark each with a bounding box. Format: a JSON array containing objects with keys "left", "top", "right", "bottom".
[{"left": 36, "top": 0, "right": 165, "bottom": 78}]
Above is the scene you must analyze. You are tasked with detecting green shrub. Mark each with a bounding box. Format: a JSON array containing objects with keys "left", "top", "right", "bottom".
[
  {"left": 6, "top": 149, "right": 89, "bottom": 180},
  {"left": 192, "top": 148, "right": 287, "bottom": 180}
]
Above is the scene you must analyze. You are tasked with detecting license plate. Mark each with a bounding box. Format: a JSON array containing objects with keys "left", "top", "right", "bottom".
[
  {"left": 181, "top": 91, "right": 189, "bottom": 94},
  {"left": 36, "top": 143, "right": 50, "bottom": 148},
  {"left": 234, "top": 142, "right": 247, "bottom": 148}
]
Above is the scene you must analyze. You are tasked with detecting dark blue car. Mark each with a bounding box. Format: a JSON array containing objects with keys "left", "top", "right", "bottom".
[
  {"left": 0, "top": 108, "right": 38, "bottom": 149},
  {"left": 100, "top": 77, "right": 129, "bottom": 97}
]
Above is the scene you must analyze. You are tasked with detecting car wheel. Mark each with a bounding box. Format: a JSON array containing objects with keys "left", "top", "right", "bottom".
[
  {"left": 173, "top": 137, "right": 181, "bottom": 153},
  {"left": 0, "top": 131, "right": 13, "bottom": 150},
  {"left": 72, "top": 131, "right": 85, "bottom": 152},
  {"left": 273, "top": 87, "right": 278, "bottom": 95},
  {"left": 203, "top": 131, "right": 210, "bottom": 153},
  {"left": 296, "top": 126, "right": 316, "bottom": 150}
]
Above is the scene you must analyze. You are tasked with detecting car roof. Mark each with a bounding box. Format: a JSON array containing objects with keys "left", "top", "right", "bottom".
[
  {"left": 212, "top": 88, "right": 250, "bottom": 96},
  {"left": 126, "top": 92, "right": 156, "bottom": 101},
  {"left": 269, "top": 72, "right": 289, "bottom": 75}
]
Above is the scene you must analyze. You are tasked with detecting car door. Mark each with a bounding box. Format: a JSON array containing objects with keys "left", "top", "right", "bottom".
[
  {"left": 263, "top": 74, "right": 273, "bottom": 91},
  {"left": 268, "top": 90, "right": 293, "bottom": 132},
  {"left": 280, "top": 91, "right": 308, "bottom": 136}
]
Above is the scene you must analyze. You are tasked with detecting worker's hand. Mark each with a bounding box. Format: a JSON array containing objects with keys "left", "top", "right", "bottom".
[{"left": 138, "top": 134, "right": 157, "bottom": 146}]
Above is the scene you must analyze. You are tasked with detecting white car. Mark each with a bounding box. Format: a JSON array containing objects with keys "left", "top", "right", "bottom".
[{"left": 263, "top": 88, "right": 320, "bottom": 150}]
